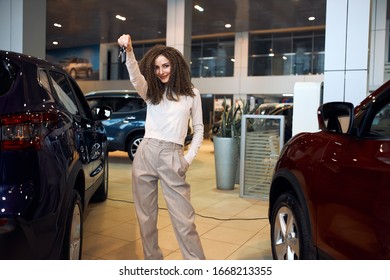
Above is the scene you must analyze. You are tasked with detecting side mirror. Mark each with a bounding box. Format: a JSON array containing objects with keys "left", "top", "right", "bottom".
[
  {"left": 93, "top": 105, "right": 112, "bottom": 120},
  {"left": 317, "top": 102, "right": 354, "bottom": 134}
]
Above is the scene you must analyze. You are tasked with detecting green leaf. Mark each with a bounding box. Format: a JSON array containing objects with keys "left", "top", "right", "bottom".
[{"left": 216, "top": 97, "right": 260, "bottom": 138}]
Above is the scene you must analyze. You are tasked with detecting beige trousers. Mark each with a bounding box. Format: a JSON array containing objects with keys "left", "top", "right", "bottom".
[{"left": 131, "top": 138, "right": 205, "bottom": 260}]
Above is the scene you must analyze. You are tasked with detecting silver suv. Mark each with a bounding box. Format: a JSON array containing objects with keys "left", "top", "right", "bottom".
[{"left": 60, "top": 57, "right": 93, "bottom": 79}]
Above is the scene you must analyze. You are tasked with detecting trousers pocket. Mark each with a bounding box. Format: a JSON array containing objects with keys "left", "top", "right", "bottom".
[{"left": 177, "top": 149, "right": 189, "bottom": 176}]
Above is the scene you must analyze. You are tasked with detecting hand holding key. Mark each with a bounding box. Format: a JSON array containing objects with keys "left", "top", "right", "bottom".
[
  {"left": 118, "top": 34, "right": 133, "bottom": 64},
  {"left": 117, "top": 34, "right": 133, "bottom": 52}
]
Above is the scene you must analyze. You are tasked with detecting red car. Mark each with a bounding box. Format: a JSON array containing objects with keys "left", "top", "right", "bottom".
[{"left": 269, "top": 80, "right": 390, "bottom": 259}]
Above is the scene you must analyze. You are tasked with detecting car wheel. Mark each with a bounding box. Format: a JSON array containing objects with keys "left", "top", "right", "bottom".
[
  {"left": 61, "top": 190, "right": 83, "bottom": 260},
  {"left": 270, "top": 192, "right": 314, "bottom": 260},
  {"left": 70, "top": 69, "right": 77, "bottom": 79},
  {"left": 91, "top": 156, "right": 109, "bottom": 202},
  {"left": 127, "top": 134, "right": 143, "bottom": 161}
]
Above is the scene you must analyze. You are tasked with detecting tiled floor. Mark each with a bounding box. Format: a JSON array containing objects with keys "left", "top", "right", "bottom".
[{"left": 82, "top": 139, "right": 272, "bottom": 260}]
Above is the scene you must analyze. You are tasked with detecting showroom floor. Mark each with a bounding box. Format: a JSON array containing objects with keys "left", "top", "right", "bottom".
[{"left": 82, "top": 139, "right": 272, "bottom": 260}]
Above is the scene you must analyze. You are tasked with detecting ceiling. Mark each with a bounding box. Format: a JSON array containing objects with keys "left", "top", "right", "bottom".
[{"left": 46, "top": 0, "right": 327, "bottom": 50}]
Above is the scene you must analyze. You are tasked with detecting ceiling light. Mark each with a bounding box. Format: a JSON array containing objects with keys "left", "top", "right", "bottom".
[
  {"left": 116, "top": 15, "right": 126, "bottom": 21},
  {"left": 194, "top": 5, "right": 204, "bottom": 12},
  {"left": 53, "top": 23, "right": 62, "bottom": 28},
  {"left": 225, "top": 23, "right": 232, "bottom": 28},
  {"left": 308, "top": 16, "right": 315, "bottom": 21},
  {"left": 283, "top": 93, "right": 294, "bottom": 97},
  {"left": 52, "top": 41, "right": 59, "bottom": 45}
]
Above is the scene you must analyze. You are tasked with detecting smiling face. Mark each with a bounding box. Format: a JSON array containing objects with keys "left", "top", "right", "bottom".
[{"left": 154, "top": 55, "right": 171, "bottom": 84}]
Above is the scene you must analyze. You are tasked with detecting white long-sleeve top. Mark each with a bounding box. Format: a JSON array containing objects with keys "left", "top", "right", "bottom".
[{"left": 125, "top": 51, "right": 204, "bottom": 165}]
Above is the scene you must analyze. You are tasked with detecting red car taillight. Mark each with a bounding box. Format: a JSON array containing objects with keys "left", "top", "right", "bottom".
[{"left": 1, "top": 112, "right": 59, "bottom": 150}]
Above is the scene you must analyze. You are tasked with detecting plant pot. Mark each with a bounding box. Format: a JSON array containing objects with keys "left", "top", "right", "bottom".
[{"left": 213, "top": 136, "right": 239, "bottom": 190}]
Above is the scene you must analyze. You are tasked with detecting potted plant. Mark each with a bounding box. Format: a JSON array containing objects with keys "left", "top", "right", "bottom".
[
  {"left": 213, "top": 97, "right": 260, "bottom": 190},
  {"left": 213, "top": 98, "right": 240, "bottom": 190}
]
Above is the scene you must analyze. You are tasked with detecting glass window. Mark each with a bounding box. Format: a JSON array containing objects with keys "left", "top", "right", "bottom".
[
  {"left": 370, "top": 103, "right": 390, "bottom": 137},
  {"left": 68, "top": 77, "right": 91, "bottom": 119},
  {"left": 86, "top": 98, "right": 104, "bottom": 111},
  {"left": 273, "top": 35, "right": 292, "bottom": 54},
  {"left": 313, "top": 32, "right": 325, "bottom": 52},
  {"left": 313, "top": 32, "right": 326, "bottom": 75},
  {"left": 37, "top": 69, "right": 56, "bottom": 103},
  {"left": 249, "top": 30, "right": 325, "bottom": 76},
  {"left": 0, "top": 58, "right": 18, "bottom": 96},
  {"left": 133, "top": 42, "right": 161, "bottom": 61},
  {"left": 49, "top": 71, "right": 79, "bottom": 115},
  {"left": 191, "top": 37, "right": 235, "bottom": 77},
  {"left": 86, "top": 96, "right": 146, "bottom": 113},
  {"left": 293, "top": 36, "right": 313, "bottom": 75},
  {"left": 107, "top": 97, "right": 146, "bottom": 113},
  {"left": 250, "top": 36, "right": 273, "bottom": 55}
]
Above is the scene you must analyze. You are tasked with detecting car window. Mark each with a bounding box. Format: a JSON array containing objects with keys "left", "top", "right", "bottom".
[
  {"left": 115, "top": 97, "right": 146, "bottom": 112},
  {"left": 38, "top": 69, "right": 51, "bottom": 93},
  {"left": 370, "top": 103, "right": 390, "bottom": 137},
  {"left": 49, "top": 71, "right": 79, "bottom": 115},
  {"left": 37, "top": 69, "right": 57, "bottom": 103},
  {"left": 86, "top": 98, "right": 104, "bottom": 110},
  {"left": 0, "top": 58, "right": 18, "bottom": 96},
  {"left": 87, "top": 96, "right": 146, "bottom": 113},
  {"left": 68, "top": 78, "right": 92, "bottom": 119}
]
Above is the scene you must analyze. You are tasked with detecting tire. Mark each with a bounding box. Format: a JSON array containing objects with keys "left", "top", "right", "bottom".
[
  {"left": 61, "top": 190, "right": 83, "bottom": 260},
  {"left": 70, "top": 69, "right": 77, "bottom": 79},
  {"left": 270, "top": 192, "right": 314, "bottom": 260},
  {"left": 127, "top": 134, "right": 143, "bottom": 161},
  {"left": 91, "top": 157, "right": 109, "bottom": 202}
]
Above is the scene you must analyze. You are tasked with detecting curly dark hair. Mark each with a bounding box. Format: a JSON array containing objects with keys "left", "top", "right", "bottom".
[{"left": 139, "top": 45, "right": 195, "bottom": 105}]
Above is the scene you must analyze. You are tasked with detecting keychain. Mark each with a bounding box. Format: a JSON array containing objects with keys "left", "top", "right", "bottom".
[{"left": 119, "top": 47, "right": 126, "bottom": 64}]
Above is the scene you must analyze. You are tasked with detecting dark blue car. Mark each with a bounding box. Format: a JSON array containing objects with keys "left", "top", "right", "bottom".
[
  {"left": 85, "top": 90, "right": 146, "bottom": 161},
  {"left": 0, "top": 50, "right": 111, "bottom": 259}
]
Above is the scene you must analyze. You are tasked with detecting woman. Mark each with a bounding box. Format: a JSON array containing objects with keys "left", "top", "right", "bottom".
[{"left": 117, "top": 34, "right": 205, "bottom": 260}]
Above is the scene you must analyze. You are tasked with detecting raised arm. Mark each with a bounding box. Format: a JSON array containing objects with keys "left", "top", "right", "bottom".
[{"left": 117, "top": 34, "right": 148, "bottom": 100}]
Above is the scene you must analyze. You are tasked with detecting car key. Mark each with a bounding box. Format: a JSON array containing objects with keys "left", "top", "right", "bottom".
[{"left": 119, "top": 47, "right": 126, "bottom": 64}]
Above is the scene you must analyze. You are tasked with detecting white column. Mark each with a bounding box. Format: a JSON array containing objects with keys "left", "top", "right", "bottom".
[
  {"left": 233, "top": 32, "right": 249, "bottom": 100},
  {"left": 0, "top": 0, "right": 46, "bottom": 58},
  {"left": 324, "top": 0, "right": 370, "bottom": 106},
  {"left": 234, "top": 32, "right": 249, "bottom": 80},
  {"left": 369, "top": 0, "right": 387, "bottom": 91},
  {"left": 166, "top": 0, "right": 192, "bottom": 65}
]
